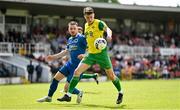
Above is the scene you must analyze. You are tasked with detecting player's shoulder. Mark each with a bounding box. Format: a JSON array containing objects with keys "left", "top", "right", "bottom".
[
  {"left": 77, "top": 33, "right": 86, "bottom": 39},
  {"left": 95, "top": 19, "right": 105, "bottom": 24},
  {"left": 95, "top": 19, "right": 101, "bottom": 22},
  {"left": 95, "top": 19, "right": 107, "bottom": 28}
]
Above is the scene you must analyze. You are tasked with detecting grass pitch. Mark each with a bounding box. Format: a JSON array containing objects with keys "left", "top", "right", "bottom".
[{"left": 0, "top": 79, "right": 180, "bottom": 110}]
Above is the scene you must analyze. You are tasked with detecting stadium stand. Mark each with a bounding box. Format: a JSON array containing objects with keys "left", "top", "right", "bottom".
[
  {"left": 0, "top": 55, "right": 52, "bottom": 84},
  {"left": 0, "top": 0, "right": 180, "bottom": 84}
]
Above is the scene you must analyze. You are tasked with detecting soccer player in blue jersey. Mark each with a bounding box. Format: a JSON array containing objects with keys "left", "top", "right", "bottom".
[{"left": 37, "top": 21, "right": 98, "bottom": 104}]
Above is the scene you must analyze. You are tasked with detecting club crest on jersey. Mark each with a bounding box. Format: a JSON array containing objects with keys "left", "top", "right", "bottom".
[
  {"left": 89, "top": 31, "right": 93, "bottom": 37},
  {"left": 85, "top": 31, "right": 93, "bottom": 37},
  {"left": 71, "top": 39, "right": 78, "bottom": 43},
  {"left": 70, "top": 39, "right": 78, "bottom": 44}
]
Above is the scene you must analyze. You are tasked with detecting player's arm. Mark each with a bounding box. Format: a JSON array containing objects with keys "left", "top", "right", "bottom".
[
  {"left": 99, "top": 21, "right": 112, "bottom": 42},
  {"left": 104, "top": 27, "right": 112, "bottom": 42},
  {"left": 46, "top": 49, "right": 69, "bottom": 61}
]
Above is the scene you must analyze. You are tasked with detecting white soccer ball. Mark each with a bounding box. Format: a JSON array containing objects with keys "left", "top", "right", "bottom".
[{"left": 94, "top": 38, "right": 107, "bottom": 50}]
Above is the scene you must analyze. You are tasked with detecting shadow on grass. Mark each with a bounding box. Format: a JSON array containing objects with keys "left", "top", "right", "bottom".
[
  {"left": 82, "top": 103, "right": 127, "bottom": 109},
  {"left": 52, "top": 103, "right": 128, "bottom": 109},
  {"left": 84, "top": 91, "right": 102, "bottom": 94}
]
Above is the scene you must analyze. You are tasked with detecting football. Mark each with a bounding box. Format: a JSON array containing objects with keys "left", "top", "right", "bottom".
[{"left": 94, "top": 38, "right": 107, "bottom": 50}]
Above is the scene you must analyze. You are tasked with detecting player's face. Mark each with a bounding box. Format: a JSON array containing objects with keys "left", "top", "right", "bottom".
[
  {"left": 84, "top": 13, "right": 95, "bottom": 24},
  {"left": 68, "top": 25, "right": 78, "bottom": 36},
  {"left": 78, "top": 27, "right": 83, "bottom": 34}
]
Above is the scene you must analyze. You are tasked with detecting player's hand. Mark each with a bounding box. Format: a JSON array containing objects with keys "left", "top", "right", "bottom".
[
  {"left": 77, "top": 54, "right": 85, "bottom": 60},
  {"left": 45, "top": 55, "right": 55, "bottom": 61}
]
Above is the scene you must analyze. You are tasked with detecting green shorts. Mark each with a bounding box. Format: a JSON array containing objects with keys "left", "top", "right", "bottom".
[{"left": 81, "top": 48, "right": 112, "bottom": 69}]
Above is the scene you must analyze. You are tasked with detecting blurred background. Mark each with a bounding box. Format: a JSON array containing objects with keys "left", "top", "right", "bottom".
[{"left": 0, "top": 0, "right": 180, "bottom": 84}]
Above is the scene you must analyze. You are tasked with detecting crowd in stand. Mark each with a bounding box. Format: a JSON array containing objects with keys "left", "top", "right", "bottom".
[
  {"left": 0, "top": 24, "right": 180, "bottom": 80},
  {"left": 111, "top": 54, "right": 180, "bottom": 80},
  {"left": 1, "top": 26, "right": 180, "bottom": 53},
  {"left": 111, "top": 30, "right": 180, "bottom": 48}
]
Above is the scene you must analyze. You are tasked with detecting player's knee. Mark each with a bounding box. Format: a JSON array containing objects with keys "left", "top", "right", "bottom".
[
  {"left": 53, "top": 71, "right": 65, "bottom": 81},
  {"left": 74, "top": 69, "right": 81, "bottom": 76},
  {"left": 54, "top": 74, "right": 61, "bottom": 81},
  {"left": 109, "top": 75, "right": 115, "bottom": 80},
  {"left": 107, "top": 72, "right": 116, "bottom": 80}
]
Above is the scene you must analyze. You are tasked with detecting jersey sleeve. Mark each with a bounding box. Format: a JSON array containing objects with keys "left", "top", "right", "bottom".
[{"left": 98, "top": 20, "right": 108, "bottom": 31}]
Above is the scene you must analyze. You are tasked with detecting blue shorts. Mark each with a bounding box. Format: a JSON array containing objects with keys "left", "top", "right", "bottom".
[{"left": 59, "top": 62, "right": 78, "bottom": 83}]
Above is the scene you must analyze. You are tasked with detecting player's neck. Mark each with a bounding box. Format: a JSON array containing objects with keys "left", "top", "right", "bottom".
[
  {"left": 88, "top": 19, "right": 95, "bottom": 25},
  {"left": 71, "top": 33, "right": 78, "bottom": 38}
]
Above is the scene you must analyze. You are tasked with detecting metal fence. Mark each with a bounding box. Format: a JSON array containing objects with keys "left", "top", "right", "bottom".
[{"left": 0, "top": 42, "right": 51, "bottom": 56}]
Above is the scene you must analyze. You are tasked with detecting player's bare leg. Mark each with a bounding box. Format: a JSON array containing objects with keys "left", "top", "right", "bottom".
[{"left": 37, "top": 72, "right": 65, "bottom": 102}]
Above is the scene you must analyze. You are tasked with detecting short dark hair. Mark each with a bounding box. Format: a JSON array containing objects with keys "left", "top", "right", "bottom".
[
  {"left": 78, "top": 26, "right": 83, "bottom": 31},
  {"left": 83, "top": 7, "right": 94, "bottom": 15},
  {"left": 68, "top": 21, "right": 78, "bottom": 26}
]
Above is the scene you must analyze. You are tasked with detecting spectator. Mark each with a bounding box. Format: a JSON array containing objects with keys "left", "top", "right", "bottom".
[
  {"left": 0, "top": 63, "right": 10, "bottom": 77},
  {"left": 122, "top": 62, "right": 135, "bottom": 80},
  {"left": 35, "top": 62, "right": 43, "bottom": 82},
  {"left": 27, "top": 60, "right": 34, "bottom": 82},
  {"left": 92, "top": 64, "right": 102, "bottom": 74},
  {"left": 0, "top": 31, "right": 4, "bottom": 42},
  {"left": 162, "top": 65, "right": 169, "bottom": 79}
]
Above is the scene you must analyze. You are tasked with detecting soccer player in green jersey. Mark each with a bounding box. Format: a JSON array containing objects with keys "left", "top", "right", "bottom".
[{"left": 59, "top": 7, "right": 123, "bottom": 104}]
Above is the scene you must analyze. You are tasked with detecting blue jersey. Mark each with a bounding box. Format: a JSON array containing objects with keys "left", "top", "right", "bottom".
[
  {"left": 59, "top": 33, "right": 87, "bottom": 82},
  {"left": 67, "top": 33, "right": 87, "bottom": 66}
]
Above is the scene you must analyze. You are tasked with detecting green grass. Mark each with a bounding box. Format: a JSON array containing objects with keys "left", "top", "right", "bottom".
[{"left": 0, "top": 79, "right": 180, "bottom": 110}]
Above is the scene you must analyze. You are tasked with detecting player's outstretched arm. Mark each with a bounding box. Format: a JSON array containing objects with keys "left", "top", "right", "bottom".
[{"left": 45, "top": 49, "right": 69, "bottom": 61}]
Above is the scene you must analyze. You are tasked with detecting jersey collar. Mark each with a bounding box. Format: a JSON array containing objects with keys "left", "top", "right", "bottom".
[
  {"left": 71, "top": 33, "right": 80, "bottom": 39},
  {"left": 88, "top": 19, "right": 95, "bottom": 26}
]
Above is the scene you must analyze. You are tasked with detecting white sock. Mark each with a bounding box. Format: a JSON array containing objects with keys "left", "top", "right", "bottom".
[
  {"left": 67, "top": 92, "right": 72, "bottom": 97},
  {"left": 119, "top": 90, "right": 123, "bottom": 94}
]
